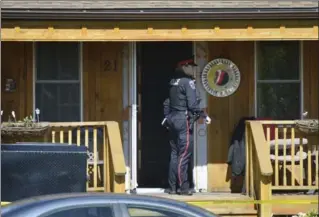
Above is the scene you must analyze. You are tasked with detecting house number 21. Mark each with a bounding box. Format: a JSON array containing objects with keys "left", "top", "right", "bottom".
[{"left": 104, "top": 60, "right": 117, "bottom": 72}]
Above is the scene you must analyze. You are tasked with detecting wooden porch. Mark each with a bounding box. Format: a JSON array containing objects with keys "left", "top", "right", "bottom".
[{"left": 2, "top": 120, "right": 317, "bottom": 217}]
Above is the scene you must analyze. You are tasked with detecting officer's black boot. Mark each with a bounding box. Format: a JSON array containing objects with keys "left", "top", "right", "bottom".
[
  {"left": 169, "top": 189, "right": 177, "bottom": 195},
  {"left": 179, "top": 182, "right": 193, "bottom": 196},
  {"left": 179, "top": 189, "right": 193, "bottom": 196},
  {"left": 165, "top": 188, "right": 177, "bottom": 194},
  {"left": 177, "top": 188, "right": 181, "bottom": 194}
]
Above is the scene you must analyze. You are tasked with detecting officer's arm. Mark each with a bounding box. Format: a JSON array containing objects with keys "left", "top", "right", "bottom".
[
  {"left": 184, "top": 80, "right": 202, "bottom": 114},
  {"left": 163, "top": 98, "right": 170, "bottom": 117},
  {"left": 184, "top": 80, "right": 208, "bottom": 118}
]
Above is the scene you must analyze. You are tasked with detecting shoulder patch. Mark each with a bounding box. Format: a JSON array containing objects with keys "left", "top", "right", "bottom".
[
  {"left": 170, "top": 79, "right": 180, "bottom": 86},
  {"left": 189, "top": 80, "right": 196, "bottom": 90}
]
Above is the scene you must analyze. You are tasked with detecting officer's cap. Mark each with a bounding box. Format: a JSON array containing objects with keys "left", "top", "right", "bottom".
[{"left": 177, "top": 57, "right": 198, "bottom": 67}]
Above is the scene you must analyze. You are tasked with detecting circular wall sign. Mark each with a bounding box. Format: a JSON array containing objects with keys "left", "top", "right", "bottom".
[{"left": 201, "top": 58, "right": 241, "bottom": 97}]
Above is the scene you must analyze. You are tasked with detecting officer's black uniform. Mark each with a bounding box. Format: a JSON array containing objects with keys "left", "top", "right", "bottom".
[
  {"left": 163, "top": 99, "right": 196, "bottom": 194},
  {"left": 164, "top": 62, "right": 207, "bottom": 195}
]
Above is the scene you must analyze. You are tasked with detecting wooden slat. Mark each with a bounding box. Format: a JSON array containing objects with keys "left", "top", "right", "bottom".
[
  {"left": 93, "top": 127, "right": 98, "bottom": 189},
  {"left": 104, "top": 126, "right": 111, "bottom": 192},
  {"left": 68, "top": 129, "right": 72, "bottom": 144},
  {"left": 299, "top": 138, "right": 304, "bottom": 186},
  {"left": 274, "top": 128, "right": 279, "bottom": 186},
  {"left": 283, "top": 128, "right": 287, "bottom": 186},
  {"left": 249, "top": 129, "right": 254, "bottom": 197},
  {"left": 291, "top": 128, "right": 296, "bottom": 186},
  {"left": 2, "top": 26, "right": 318, "bottom": 41},
  {"left": 315, "top": 145, "right": 319, "bottom": 186},
  {"left": 245, "top": 124, "right": 250, "bottom": 196},
  {"left": 307, "top": 143, "right": 312, "bottom": 186}
]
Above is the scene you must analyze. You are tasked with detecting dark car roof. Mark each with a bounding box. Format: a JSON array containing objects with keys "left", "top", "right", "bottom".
[
  {"left": 2, "top": 0, "right": 318, "bottom": 9},
  {"left": 2, "top": 193, "right": 216, "bottom": 217}
]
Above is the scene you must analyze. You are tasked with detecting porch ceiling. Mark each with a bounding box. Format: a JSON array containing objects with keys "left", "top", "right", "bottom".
[{"left": 1, "top": 20, "right": 318, "bottom": 41}]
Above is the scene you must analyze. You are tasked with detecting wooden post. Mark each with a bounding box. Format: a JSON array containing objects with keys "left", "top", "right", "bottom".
[
  {"left": 259, "top": 175, "right": 272, "bottom": 217},
  {"left": 113, "top": 175, "right": 125, "bottom": 193},
  {"left": 104, "top": 126, "right": 111, "bottom": 192},
  {"left": 245, "top": 123, "right": 250, "bottom": 196}
]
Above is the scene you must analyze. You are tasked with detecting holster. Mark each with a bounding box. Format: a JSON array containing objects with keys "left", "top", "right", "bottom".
[
  {"left": 162, "top": 117, "right": 171, "bottom": 131},
  {"left": 188, "top": 112, "right": 200, "bottom": 131}
]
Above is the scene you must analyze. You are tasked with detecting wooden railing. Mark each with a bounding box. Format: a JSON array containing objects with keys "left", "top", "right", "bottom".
[
  {"left": 48, "top": 121, "right": 126, "bottom": 193},
  {"left": 246, "top": 120, "right": 319, "bottom": 217},
  {"left": 245, "top": 121, "right": 273, "bottom": 217},
  {"left": 260, "top": 120, "right": 319, "bottom": 191}
]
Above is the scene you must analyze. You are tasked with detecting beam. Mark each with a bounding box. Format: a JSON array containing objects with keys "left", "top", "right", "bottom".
[{"left": 1, "top": 26, "right": 318, "bottom": 41}]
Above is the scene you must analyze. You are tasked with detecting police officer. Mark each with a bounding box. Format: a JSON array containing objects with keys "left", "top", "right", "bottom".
[
  {"left": 163, "top": 58, "right": 211, "bottom": 195},
  {"left": 163, "top": 98, "right": 196, "bottom": 195}
]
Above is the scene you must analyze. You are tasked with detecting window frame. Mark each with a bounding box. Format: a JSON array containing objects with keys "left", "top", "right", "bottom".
[
  {"left": 121, "top": 203, "right": 201, "bottom": 217},
  {"left": 39, "top": 203, "right": 117, "bottom": 217},
  {"left": 33, "top": 42, "right": 84, "bottom": 122},
  {"left": 254, "top": 41, "right": 304, "bottom": 119}
]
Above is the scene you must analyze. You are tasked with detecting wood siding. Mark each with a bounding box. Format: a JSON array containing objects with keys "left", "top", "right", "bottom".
[
  {"left": 1, "top": 42, "right": 33, "bottom": 120},
  {"left": 1, "top": 42, "right": 124, "bottom": 125},
  {"left": 303, "top": 41, "right": 319, "bottom": 149},
  {"left": 303, "top": 41, "right": 319, "bottom": 119},
  {"left": 83, "top": 42, "right": 124, "bottom": 124},
  {"left": 206, "top": 42, "right": 255, "bottom": 191}
]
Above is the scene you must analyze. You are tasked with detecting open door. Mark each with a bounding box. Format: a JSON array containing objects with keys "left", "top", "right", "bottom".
[
  {"left": 128, "top": 41, "right": 208, "bottom": 194},
  {"left": 136, "top": 42, "right": 194, "bottom": 192}
]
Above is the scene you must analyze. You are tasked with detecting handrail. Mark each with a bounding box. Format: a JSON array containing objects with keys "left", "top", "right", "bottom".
[
  {"left": 256, "top": 120, "right": 295, "bottom": 124},
  {"left": 1, "top": 121, "right": 126, "bottom": 193},
  {"left": 49, "top": 121, "right": 108, "bottom": 127},
  {"left": 49, "top": 121, "right": 126, "bottom": 176},
  {"left": 246, "top": 121, "right": 273, "bottom": 217},
  {"left": 105, "top": 121, "right": 126, "bottom": 176},
  {"left": 247, "top": 120, "right": 318, "bottom": 216},
  {"left": 249, "top": 121, "right": 273, "bottom": 176}
]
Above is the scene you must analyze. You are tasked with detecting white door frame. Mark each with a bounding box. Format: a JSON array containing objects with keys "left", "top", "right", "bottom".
[
  {"left": 128, "top": 42, "right": 138, "bottom": 192},
  {"left": 122, "top": 43, "right": 131, "bottom": 193},
  {"left": 126, "top": 42, "right": 208, "bottom": 194},
  {"left": 193, "top": 42, "right": 208, "bottom": 192}
]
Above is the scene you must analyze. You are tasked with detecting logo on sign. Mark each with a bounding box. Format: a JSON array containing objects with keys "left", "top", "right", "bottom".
[{"left": 201, "top": 58, "right": 241, "bottom": 97}]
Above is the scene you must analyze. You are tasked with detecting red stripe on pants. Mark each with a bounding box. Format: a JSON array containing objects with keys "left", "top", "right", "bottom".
[{"left": 178, "top": 120, "right": 190, "bottom": 186}]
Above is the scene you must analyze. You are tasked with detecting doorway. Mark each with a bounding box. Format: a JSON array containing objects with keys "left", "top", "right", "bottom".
[{"left": 137, "top": 42, "right": 193, "bottom": 189}]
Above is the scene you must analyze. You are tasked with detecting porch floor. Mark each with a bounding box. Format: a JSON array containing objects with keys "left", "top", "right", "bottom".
[
  {"left": 140, "top": 192, "right": 251, "bottom": 201},
  {"left": 138, "top": 193, "right": 318, "bottom": 216},
  {"left": 139, "top": 193, "right": 257, "bottom": 217}
]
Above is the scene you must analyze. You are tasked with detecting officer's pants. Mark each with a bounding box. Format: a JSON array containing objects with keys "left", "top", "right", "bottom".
[
  {"left": 168, "top": 130, "right": 178, "bottom": 190},
  {"left": 168, "top": 113, "right": 194, "bottom": 191}
]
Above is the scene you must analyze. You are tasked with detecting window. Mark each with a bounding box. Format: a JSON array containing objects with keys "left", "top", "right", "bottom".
[
  {"left": 43, "top": 206, "right": 114, "bottom": 217},
  {"left": 35, "top": 42, "right": 81, "bottom": 122},
  {"left": 256, "top": 41, "right": 302, "bottom": 120},
  {"left": 127, "top": 205, "right": 189, "bottom": 217}
]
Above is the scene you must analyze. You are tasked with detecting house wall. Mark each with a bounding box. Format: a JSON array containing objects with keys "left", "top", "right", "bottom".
[
  {"left": 303, "top": 41, "right": 319, "bottom": 119},
  {"left": 1, "top": 42, "right": 125, "bottom": 126},
  {"left": 1, "top": 42, "right": 33, "bottom": 120},
  {"left": 82, "top": 42, "right": 124, "bottom": 125},
  {"left": 204, "top": 42, "right": 255, "bottom": 191},
  {"left": 203, "top": 40, "right": 319, "bottom": 192}
]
